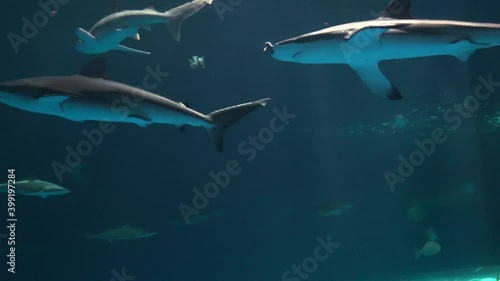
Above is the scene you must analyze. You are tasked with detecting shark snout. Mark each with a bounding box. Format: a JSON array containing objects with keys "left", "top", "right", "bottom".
[{"left": 263, "top": 42, "right": 274, "bottom": 55}]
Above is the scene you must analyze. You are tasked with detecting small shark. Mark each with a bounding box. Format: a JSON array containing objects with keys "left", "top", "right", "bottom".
[
  {"left": 316, "top": 202, "right": 356, "bottom": 216},
  {"left": 75, "top": 0, "right": 213, "bottom": 55},
  {"left": 0, "top": 179, "right": 70, "bottom": 198},
  {"left": 0, "top": 58, "right": 270, "bottom": 152},
  {"left": 84, "top": 225, "right": 158, "bottom": 241},
  {"left": 264, "top": 0, "right": 500, "bottom": 100}
]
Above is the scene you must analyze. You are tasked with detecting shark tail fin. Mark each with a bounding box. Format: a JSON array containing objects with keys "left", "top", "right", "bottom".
[
  {"left": 164, "top": 0, "right": 213, "bottom": 41},
  {"left": 206, "top": 98, "right": 270, "bottom": 152}
]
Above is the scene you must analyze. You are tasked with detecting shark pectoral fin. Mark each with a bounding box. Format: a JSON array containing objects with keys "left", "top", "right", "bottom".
[
  {"left": 454, "top": 50, "right": 477, "bottom": 62},
  {"left": 115, "top": 44, "right": 151, "bottom": 55},
  {"left": 350, "top": 62, "right": 402, "bottom": 100},
  {"left": 450, "top": 40, "right": 482, "bottom": 61},
  {"left": 75, "top": 28, "right": 96, "bottom": 43},
  {"left": 128, "top": 113, "right": 152, "bottom": 127}
]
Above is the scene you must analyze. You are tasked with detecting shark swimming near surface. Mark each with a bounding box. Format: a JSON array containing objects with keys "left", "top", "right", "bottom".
[
  {"left": 75, "top": 0, "right": 213, "bottom": 55},
  {"left": 0, "top": 58, "right": 270, "bottom": 152},
  {"left": 264, "top": 0, "right": 500, "bottom": 100}
]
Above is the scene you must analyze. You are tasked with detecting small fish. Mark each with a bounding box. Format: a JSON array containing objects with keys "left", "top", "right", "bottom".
[
  {"left": 317, "top": 202, "right": 356, "bottom": 216},
  {"left": 0, "top": 179, "right": 70, "bottom": 198},
  {"left": 415, "top": 241, "right": 441, "bottom": 259},
  {"left": 189, "top": 56, "right": 205, "bottom": 70},
  {"left": 84, "top": 225, "right": 158, "bottom": 241}
]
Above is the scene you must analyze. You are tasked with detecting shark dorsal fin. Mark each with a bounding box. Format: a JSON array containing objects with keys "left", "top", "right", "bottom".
[
  {"left": 380, "top": 0, "right": 413, "bottom": 19},
  {"left": 80, "top": 57, "right": 107, "bottom": 79}
]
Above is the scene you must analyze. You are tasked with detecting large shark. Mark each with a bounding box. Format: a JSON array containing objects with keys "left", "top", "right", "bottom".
[
  {"left": 0, "top": 58, "right": 270, "bottom": 152},
  {"left": 75, "top": 0, "right": 213, "bottom": 55},
  {"left": 263, "top": 0, "right": 500, "bottom": 100}
]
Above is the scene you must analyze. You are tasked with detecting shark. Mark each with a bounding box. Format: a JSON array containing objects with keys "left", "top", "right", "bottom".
[
  {"left": 75, "top": 0, "right": 213, "bottom": 55},
  {"left": 316, "top": 202, "right": 356, "bottom": 217},
  {"left": 0, "top": 179, "right": 70, "bottom": 198},
  {"left": 0, "top": 58, "right": 270, "bottom": 152},
  {"left": 84, "top": 225, "right": 158, "bottom": 241},
  {"left": 263, "top": 0, "right": 500, "bottom": 100}
]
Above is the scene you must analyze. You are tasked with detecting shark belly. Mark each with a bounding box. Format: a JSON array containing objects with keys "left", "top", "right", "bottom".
[
  {"left": 56, "top": 97, "right": 138, "bottom": 124},
  {"left": 272, "top": 32, "right": 482, "bottom": 64},
  {"left": 375, "top": 31, "right": 479, "bottom": 60},
  {"left": 60, "top": 97, "right": 211, "bottom": 128},
  {"left": 94, "top": 26, "right": 139, "bottom": 44},
  {"left": 272, "top": 40, "right": 349, "bottom": 64},
  {"left": 0, "top": 91, "right": 211, "bottom": 128},
  {"left": 0, "top": 91, "right": 67, "bottom": 116}
]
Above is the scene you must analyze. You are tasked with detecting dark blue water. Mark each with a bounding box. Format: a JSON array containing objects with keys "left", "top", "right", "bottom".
[{"left": 0, "top": 0, "right": 499, "bottom": 280}]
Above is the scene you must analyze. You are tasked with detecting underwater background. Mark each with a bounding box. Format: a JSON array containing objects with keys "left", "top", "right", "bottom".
[{"left": 0, "top": 0, "right": 500, "bottom": 280}]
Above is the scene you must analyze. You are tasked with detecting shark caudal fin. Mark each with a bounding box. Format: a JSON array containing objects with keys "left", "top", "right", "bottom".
[
  {"left": 164, "top": 0, "right": 213, "bottom": 41},
  {"left": 206, "top": 98, "right": 270, "bottom": 152}
]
